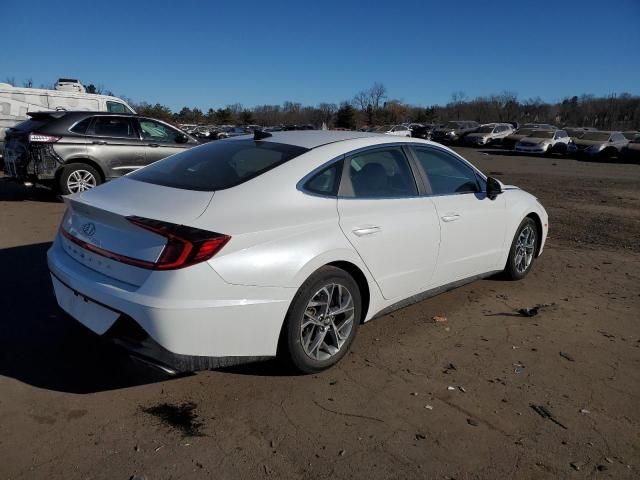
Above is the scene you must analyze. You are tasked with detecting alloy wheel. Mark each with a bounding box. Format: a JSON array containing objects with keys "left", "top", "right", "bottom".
[
  {"left": 300, "top": 283, "right": 355, "bottom": 361},
  {"left": 514, "top": 225, "right": 536, "bottom": 274},
  {"left": 67, "top": 169, "right": 97, "bottom": 193}
]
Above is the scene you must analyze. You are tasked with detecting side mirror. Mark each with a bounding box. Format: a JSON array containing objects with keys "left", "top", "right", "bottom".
[
  {"left": 486, "top": 176, "right": 502, "bottom": 200},
  {"left": 176, "top": 133, "right": 189, "bottom": 144}
]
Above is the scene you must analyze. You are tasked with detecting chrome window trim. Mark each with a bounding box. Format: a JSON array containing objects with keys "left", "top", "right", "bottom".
[
  {"left": 85, "top": 115, "right": 140, "bottom": 140},
  {"left": 297, "top": 141, "right": 492, "bottom": 200}
]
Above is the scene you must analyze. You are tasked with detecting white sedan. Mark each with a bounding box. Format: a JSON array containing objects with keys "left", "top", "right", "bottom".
[
  {"left": 372, "top": 125, "right": 412, "bottom": 137},
  {"left": 48, "top": 131, "right": 548, "bottom": 374},
  {"left": 515, "top": 129, "right": 571, "bottom": 154}
]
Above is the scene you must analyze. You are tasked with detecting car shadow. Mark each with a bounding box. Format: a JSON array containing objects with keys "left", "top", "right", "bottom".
[
  {"left": 0, "top": 178, "right": 61, "bottom": 202},
  {"left": 0, "top": 242, "right": 173, "bottom": 393}
]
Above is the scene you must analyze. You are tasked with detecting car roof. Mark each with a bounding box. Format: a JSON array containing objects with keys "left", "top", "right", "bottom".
[{"left": 233, "top": 130, "right": 383, "bottom": 149}]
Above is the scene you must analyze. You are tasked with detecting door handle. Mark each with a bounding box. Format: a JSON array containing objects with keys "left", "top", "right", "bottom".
[
  {"left": 352, "top": 226, "right": 381, "bottom": 236},
  {"left": 441, "top": 214, "right": 461, "bottom": 222},
  {"left": 92, "top": 141, "right": 107, "bottom": 145}
]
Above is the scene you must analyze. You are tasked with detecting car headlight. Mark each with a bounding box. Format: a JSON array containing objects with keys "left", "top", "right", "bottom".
[
  {"left": 586, "top": 144, "right": 604, "bottom": 152},
  {"left": 445, "top": 131, "right": 454, "bottom": 136}
]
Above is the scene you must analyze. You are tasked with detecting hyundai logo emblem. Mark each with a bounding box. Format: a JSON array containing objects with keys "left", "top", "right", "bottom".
[{"left": 82, "top": 222, "right": 96, "bottom": 237}]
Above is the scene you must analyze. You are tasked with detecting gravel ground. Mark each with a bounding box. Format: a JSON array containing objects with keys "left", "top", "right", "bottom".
[{"left": 0, "top": 147, "right": 638, "bottom": 480}]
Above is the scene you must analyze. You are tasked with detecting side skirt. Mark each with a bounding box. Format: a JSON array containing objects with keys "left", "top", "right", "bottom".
[{"left": 370, "top": 270, "right": 502, "bottom": 320}]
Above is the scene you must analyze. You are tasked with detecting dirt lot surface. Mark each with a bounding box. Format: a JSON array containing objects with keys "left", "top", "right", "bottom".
[{"left": 1, "top": 147, "right": 639, "bottom": 480}]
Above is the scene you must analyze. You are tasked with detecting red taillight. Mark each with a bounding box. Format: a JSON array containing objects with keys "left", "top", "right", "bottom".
[
  {"left": 29, "top": 133, "right": 61, "bottom": 143},
  {"left": 126, "top": 216, "right": 230, "bottom": 270},
  {"left": 61, "top": 217, "right": 230, "bottom": 271}
]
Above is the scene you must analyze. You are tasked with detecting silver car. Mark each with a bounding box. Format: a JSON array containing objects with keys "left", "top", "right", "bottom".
[
  {"left": 464, "top": 123, "right": 514, "bottom": 146},
  {"left": 566, "top": 131, "right": 629, "bottom": 159}
]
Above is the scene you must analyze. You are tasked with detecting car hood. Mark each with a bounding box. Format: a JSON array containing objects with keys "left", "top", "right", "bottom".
[
  {"left": 624, "top": 142, "right": 640, "bottom": 151},
  {"left": 519, "top": 137, "right": 551, "bottom": 144}
]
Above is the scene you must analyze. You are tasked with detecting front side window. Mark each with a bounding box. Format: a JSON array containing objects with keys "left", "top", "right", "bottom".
[
  {"left": 91, "top": 116, "right": 136, "bottom": 138},
  {"left": 344, "top": 148, "right": 417, "bottom": 198},
  {"left": 412, "top": 147, "right": 479, "bottom": 195},
  {"left": 129, "top": 140, "right": 308, "bottom": 191},
  {"left": 139, "top": 119, "right": 182, "bottom": 142}
]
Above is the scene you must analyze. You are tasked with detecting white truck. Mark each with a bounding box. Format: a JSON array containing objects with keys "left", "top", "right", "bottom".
[{"left": 0, "top": 78, "right": 135, "bottom": 158}]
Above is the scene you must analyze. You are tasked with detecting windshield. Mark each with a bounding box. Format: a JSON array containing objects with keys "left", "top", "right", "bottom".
[
  {"left": 515, "top": 129, "right": 535, "bottom": 136},
  {"left": 580, "top": 132, "right": 611, "bottom": 141},
  {"left": 444, "top": 122, "right": 462, "bottom": 129},
  {"left": 477, "top": 126, "right": 494, "bottom": 133},
  {"left": 527, "top": 131, "right": 554, "bottom": 139},
  {"left": 129, "top": 140, "right": 309, "bottom": 191},
  {"left": 623, "top": 132, "right": 639, "bottom": 140}
]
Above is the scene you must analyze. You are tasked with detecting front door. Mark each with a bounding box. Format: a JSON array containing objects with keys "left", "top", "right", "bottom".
[
  {"left": 410, "top": 145, "right": 507, "bottom": 284},
  {"left": 337, "top": 146, "right": 441, "bottom": 300},
  {"left": 137, "top": 118, "right": 192, "bottom": 166}
]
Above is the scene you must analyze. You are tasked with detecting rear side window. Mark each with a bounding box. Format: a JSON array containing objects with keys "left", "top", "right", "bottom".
[
  {"left": 91, "top": 116, "right": 136, "bottom": 138},
  {"left": 129, "top": 140, "right": 309, "bottom": 191},
  {"left": 69, "top": 117, "right": 92, "bottom": 135},
  {"left": 304, "top": 161, "right": 342, "bottom": 196},
  {"left": 412, "top": 147, "right": 479, "bottom": 195},
  {"left": 344, "top": 147, "right": 417, "bottom": 198}
]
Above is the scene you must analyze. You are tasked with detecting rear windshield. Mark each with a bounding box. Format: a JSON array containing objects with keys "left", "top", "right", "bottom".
[
  {"left": 8, "top": 118, "right": 49, "bottom": 133},
  {"left": 129, "top": 139, "right": 309, "bottom": 191}
]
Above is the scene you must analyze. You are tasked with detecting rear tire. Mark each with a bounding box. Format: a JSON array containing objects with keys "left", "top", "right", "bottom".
[
  {"left": 59, "top": 163, "right": 101, "bottom": 195},
  {"left": 504, "top": 218, "right": 539, "bottom": 280},
  {"left": 282, "top": 266, "right": 361, "bottom": 373}
]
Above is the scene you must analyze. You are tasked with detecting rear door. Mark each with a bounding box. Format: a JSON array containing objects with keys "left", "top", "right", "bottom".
[
  {"left": 410, "top": 145, "right": 507, "bottom": 284},
  {"left": 337, "top": 146, "right": 441, "bottom": 300},
  {"left": 86, "top": 116, "right": 147, "bottom": 177},
  {"left": 137, "top": 118, "right": 192, "bottom": 165}
]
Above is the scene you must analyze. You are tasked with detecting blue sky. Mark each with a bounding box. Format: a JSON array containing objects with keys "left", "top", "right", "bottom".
[{"left": 3, "top": 0, "right": 639, "bottom": 111}]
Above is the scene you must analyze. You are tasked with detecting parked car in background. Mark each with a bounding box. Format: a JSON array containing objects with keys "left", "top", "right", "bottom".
[
  {"left": 515, "top": 129, "right": 570, "bottom": 155},
  {"left": 566, "top": 131, "right": 629, "bottom": 159},
  {"left": 218, "top": 126, "right": 250, "bottom": 139},
  {"left": 411, "top": 124, "right": 436, "bottom": 140},
  {"left": 464, "top": 123, "right": 514, "bottom": 146},
  {"left": 502, "top": 128, "right": 537, "bottom": 150},
  {"left": 622, "top": 131, "right": 640, "bottom": 141},
  {"left": 619, "top": 136, "right": 640, "bottom": 162},
  {"left": 3, "top": 111, "right": 198, "bottom": 194},
  {"left": 372, "top": 125, "right": 412, "bottom": 137},
  {"left": 47, "top": 130, "right": 548, "bottom": 374},
  {"left": 0, "top": 79, "right": 135, "bottom": 159},
  {"left": 564, "top": 127, "right": 596, "bottom": 140},
  {"left": 431, "top": 121, "right": 480, "bottom": 143}
]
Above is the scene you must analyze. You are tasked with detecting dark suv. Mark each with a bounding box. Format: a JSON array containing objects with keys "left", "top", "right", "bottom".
[{"left": 3, "top": 111, "right": 199, "bottom": 194}]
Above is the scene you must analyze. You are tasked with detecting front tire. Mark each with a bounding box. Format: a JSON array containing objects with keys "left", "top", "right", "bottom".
[
  {"left": 59, "top": 163, "right": 101, "bottom": 195},
  {"left": 504, "top": 218, "right": 539, "bottom": 280},
  {"left": 282, "top": 266, "right": 361, "bottom": 373}
]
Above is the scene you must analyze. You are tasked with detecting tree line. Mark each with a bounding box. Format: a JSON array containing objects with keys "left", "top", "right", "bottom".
[{"left": 5, "top": 77, "right": 639, "bottom": 130}]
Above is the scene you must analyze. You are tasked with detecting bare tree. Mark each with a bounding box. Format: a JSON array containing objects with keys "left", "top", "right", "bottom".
[{"left": 3, "top": 77, "right": 16, "bottom": 86}]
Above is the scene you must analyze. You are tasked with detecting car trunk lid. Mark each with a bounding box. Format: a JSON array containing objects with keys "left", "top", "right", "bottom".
[{"left": 60, "top": 177, "right": 215, "bottom": 286}]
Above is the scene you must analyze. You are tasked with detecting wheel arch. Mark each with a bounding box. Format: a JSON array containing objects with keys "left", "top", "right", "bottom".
[
  {"left": 57, "top": 158, "right": 106, "bottom": 183},
  {"left": 525, "top": 211, "right": 543, "bottom": 257},
  {"left": 325, "top": 260, "right": 371, "bottom": 323}
]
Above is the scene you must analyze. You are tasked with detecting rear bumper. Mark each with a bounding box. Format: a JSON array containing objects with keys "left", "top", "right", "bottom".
[{"left": 47, "top": 237, "right": 295, "bottom": 371}]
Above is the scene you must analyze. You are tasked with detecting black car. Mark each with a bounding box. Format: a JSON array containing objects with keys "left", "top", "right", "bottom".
[
  {"left": 3, "top": 111, "right": 198, "bottom": 194},
  {"left": 431, "top": 121, "right": 480, "bottom": 144},
  {"left": 410, "top": 124, "right": 436, "bottom": 140}
]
